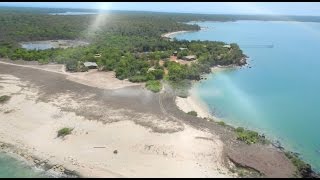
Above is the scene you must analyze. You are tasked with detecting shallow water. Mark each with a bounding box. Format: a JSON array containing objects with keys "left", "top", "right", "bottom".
[
  {"left": 21, "top": 42, "right": 55, "bottom": 50},
  {"left": 20, "top": 40, "right": 89, "bottom": 50},
  {"left": 174, "top": 20, "right": 320, "bottom": 172},
  {"left": 0, "top": 153, "right": 49, "bottom": 178}
]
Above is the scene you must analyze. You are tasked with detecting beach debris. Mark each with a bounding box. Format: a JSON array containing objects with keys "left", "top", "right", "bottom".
[
  {"left": 93, "top": 146, "right": 106, "bottom": 148},
  {"left": 113, "top": 150, "right": 118, "bottom": 154}
]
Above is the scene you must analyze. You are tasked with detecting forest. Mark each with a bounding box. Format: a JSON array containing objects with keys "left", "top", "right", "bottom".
[{"left": 0, "top": 7, "right": 246, "bottom": 93}]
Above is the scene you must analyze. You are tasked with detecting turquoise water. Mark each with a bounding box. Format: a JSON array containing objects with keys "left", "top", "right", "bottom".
[
  {"left": 174, "top": 20, "right": 320, "bottom": 172},
  {"left": 0, "top": 153, "right": 49, "bottom": 178},
  {"left": 21, "top": 42, "right": 54, "bottom": 50}
]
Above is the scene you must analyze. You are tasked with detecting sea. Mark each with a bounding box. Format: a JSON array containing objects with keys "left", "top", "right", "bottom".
[
  {"left": 0, "top": 153, "right": 50, "bottom": 178},
  {"left": 173, "top": 20, "right": 320, "bottom": 172}
]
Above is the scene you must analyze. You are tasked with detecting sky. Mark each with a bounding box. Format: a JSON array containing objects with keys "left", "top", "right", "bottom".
[{"left": 1, "top": 2, "right": 320, "bottom": 16}]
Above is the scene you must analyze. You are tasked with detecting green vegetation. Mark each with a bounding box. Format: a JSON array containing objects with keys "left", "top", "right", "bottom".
[
  {"left": 57, "top": 127, "right": 73, "bottom": 137},
  {"left": 217, "top": 121, "right": 226, "bottom": 126},
  {"left": 145, "top": 80, "right": 162, "bottom": 93},
  {"left": 168, "top": 79, "right": 192, "bottom": 98},
  {"left": 187, "top": 111, "right": 198, "bottom": 117},
  {"left": 0, "top": 8, "right": 246, "bottom": 93},
  {"left": 235, "top": 127, "right": 269, "bottom": 145},
  {"left": 0, "top": 95, "right": 11, "bottom": 103},
  {"left": 284, "top": 151, "right": 313, "bottom": 178}
]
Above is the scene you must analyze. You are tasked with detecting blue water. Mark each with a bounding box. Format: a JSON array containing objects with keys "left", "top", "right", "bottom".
[
  {"left": 0, "top": 153, "right": 49, "bottom": 178},
  {"left": 174, "top": 20, "right": 320, "bottom": 172},
  {"left": 21, "top": 42, "right": 54, "bottom": 50}
]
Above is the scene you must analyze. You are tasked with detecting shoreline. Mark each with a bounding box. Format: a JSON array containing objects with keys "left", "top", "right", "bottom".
[
  {"left": 0, "top": 142, "right": 80, "bottom": 178},
  {"left": 175, "top": 64, "right": 244, "bottom": 122}
]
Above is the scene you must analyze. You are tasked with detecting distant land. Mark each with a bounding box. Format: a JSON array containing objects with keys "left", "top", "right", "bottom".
[{"left": 1, "top": 6, "right": 320, "bottom": 23}]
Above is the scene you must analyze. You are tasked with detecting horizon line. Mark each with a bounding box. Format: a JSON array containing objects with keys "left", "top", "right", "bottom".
[{"left": 1, "top": 5, "right": 320, "bottom": 17}]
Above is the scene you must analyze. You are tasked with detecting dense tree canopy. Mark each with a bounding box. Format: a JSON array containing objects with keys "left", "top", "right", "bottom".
[{"left": 0, "top": 7, "right": 246, "bottom": 87}]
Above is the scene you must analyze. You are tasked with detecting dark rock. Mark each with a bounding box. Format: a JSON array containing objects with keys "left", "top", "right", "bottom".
[{"left": 113, "top": 150, "right": 118, "bottom": 154}]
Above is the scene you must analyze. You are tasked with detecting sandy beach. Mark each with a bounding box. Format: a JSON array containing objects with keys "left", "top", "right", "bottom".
[
  {"left": 161, "top": 31, "right": 190, "bottom": 39},
  {"left": 175, "top": 87, "right": 215, "bottom": 120},
  {"left": 0, "top": 62, "right": 232, "bottom": 178}
]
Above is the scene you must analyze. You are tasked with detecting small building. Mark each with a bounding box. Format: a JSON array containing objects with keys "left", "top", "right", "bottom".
[
  {"left": 94, "top": 54, "right": 101, "bottom": 58},
  {"left": 147, "top": 67, "right": 156, "bottom": 72},
  {"left": 173, "top": 51, "right": 178, "bottom": 56},
  {"left": 83, "top": 62, "right": 98, "bottom": 69},
  {"left": 179, "top": 47, "right": 188, "bottom": 51},
  {"left": 223, "top": 44, "right": 231, "bottom": 48},
  {"left": 182, "top": 55, "right": 196, "bottom": 61}
]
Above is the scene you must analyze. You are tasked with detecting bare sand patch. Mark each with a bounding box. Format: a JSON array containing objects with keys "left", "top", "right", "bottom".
[
  {"left": 66, "top": 69, "right": 140, "bottom": 90},
  {"left": 0, "top": 61, "right": 140, "bottom": 90}
]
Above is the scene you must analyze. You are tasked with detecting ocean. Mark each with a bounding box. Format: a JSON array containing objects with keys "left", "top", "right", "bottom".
[
  {"left": 174, "top": 20, "right": 320, "bottom": 172},
  {"left": 0, "top": 153, "right": 49, "bottom": 178}
]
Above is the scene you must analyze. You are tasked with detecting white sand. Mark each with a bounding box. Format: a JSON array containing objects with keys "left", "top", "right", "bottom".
[
  {"left": 0, "top": 74, "right": 233, "bottom": 178},
  {"left": 175, "top": 87, "right": 220, "bottom": 121},
  {"left": 161, "top": 31, "right": 190, "bottom": 38}
]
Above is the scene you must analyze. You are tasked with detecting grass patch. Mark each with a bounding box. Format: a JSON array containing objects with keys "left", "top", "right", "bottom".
[
  {"left": 235, "top": 127, "right": 269, "bottom": 145},
  {"left": 145, "top": 80, "right": 162, "bottom": 93},
  {"left": 187, "top": 111, "right": 197, "bottom": 117},
  {"left": 217, "top": 121, "right": 226, "bottom": 126},
  {"left": 57, "top": 127, "right": 73, "bottom": 137},
  {"left": 0, "top": 95, "right": 11, "bottom": 103}
]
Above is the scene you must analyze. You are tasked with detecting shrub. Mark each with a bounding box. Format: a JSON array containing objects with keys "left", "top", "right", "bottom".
[
  {"left": 129, "top": 75, "right": 148, "bottom": 82},
  {"left": 145, "top": 80, "right": 161, "bottom": 93},
  {"left": 218, "top": 121, "right": 226, "bottom": 126},
  {"left": 57, "top": 127, "right": 73, "bottom": 137},
  {"left": 66, "top": 59, "right": 78, "bottom": 72},
  {"left": 235, "top": 127, "right": 244, "bottom": 133},
  {"left": 187, "top": 111, "right": 197, "bottom": 116},
  {"left": 38, "top": 58, "right": 49, "bottom": 65},
  {"left": 0, "top": 95, "right": 10, "bottom": 103},
  {"left": 235, "top": 127, "right": 259, "bottom": 144}
]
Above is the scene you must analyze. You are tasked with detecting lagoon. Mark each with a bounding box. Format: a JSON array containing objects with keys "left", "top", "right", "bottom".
[
  {"left": 20, "top": 40, "right": 89, "bottom": 50},
  {"left": 174, "top": 20, "right": 320, "bottom": 172}
]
